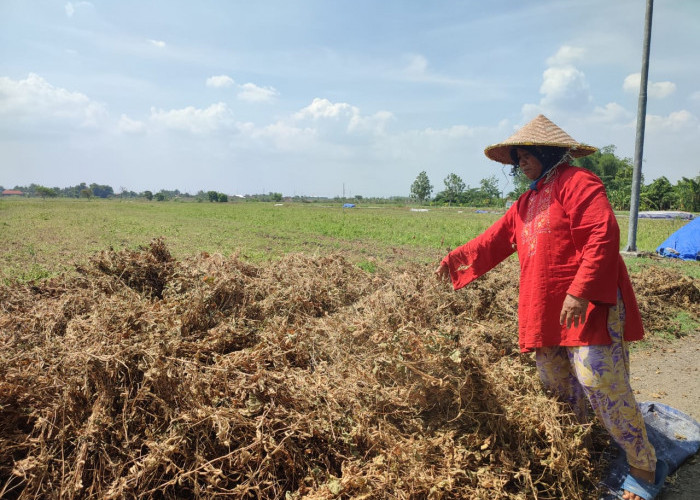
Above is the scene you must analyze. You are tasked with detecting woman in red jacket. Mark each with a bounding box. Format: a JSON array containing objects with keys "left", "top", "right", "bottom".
[{"left": 436, "top": 115, "right": 666, "bottom": 500}]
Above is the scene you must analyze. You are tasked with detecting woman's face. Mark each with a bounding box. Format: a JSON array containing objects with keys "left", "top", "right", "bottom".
[{"left": 516, "top": 148, "right": 543, "bottom": 180}]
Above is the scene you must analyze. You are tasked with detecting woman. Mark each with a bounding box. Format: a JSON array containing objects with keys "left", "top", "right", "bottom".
[{"left": 435, "top": 115, "right": 667, "bottom": 500}]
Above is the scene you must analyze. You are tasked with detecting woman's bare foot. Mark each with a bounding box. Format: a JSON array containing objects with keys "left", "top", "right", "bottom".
[{"left": 622, "top": 465, "right": 656, "bottom": 500}]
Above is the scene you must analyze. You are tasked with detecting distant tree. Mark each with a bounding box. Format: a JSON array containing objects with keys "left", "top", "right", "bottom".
[
  {"left": 35, "top": 186, "right": 58, "bottom": 198},
  {"left": 506, "top": 170, "right": 529, "bottom": 199},
  {"left": 479, "top": 175, "right": 501, "bottom": 203},
  {"left": 606, "top": 189, "right": 631, "bottom": 211},
  {"left": 410, "top": 171, "right": 433, "bottom": 203},
  {"left": 458, "top": 187, "right": 482, "bottom": 206},
  {"left": 208, "top": 191, "right": 219, "bottom": 202},
  {"left": 270, "top": 192, "right": 283, "bottom": 202},
  {"left": 218, "top": 193, "right": 228, "bottom": 203},
  {"left": 89, "top": 183, "right": 114, "bottom": 198},
  {"left": 574, "top": 145, "right": 636, "bottom": 195},
  {"left": 674, "top": 176, "right": 700, "bottom": 212},
  {"left": 156, "top": 190, "right": 174, "bottom": 201},
  {"left": 80, "top": 188, "right": 93, "bottom": 199},
  {"left": 442, "top": 173, "right": 465, "bottom": 206},
  {"left": 155, "top": 189, "right": 181, "bottom": 200},
  {"left": 642, "top": 176, "right": 675, "bottom": 210},
  {"left": 143, "top": 190, "right": 153, "bottom": 201},
  {"left": 62, "top": 182, "right": 88, "bottom": 198}
]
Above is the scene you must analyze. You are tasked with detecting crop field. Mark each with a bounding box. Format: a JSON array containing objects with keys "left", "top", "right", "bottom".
[
  {"left": 0, "top": 198, "right": 696, "bottom": 281},
  {"left": 0, "top": 198, "right": 698, "bottom": 499}
]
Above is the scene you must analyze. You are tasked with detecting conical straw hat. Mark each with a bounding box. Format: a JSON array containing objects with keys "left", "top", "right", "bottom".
[{"left": 484, "top": 114, "right": 597, "bottom": 164}]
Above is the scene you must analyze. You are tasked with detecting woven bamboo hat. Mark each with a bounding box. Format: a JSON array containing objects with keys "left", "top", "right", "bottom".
[{"left": 484, "top": 114, "right": 597, "bottom": 164}]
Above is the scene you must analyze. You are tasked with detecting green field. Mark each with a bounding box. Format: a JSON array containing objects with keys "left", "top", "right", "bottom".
[{"left": 1, "top": 198, "right": 697, "bottom": 282}]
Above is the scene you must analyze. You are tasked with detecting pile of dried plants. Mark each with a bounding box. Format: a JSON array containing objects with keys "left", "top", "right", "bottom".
[{"left": 1, "top": 239, "right": 696, "bottom": 499}]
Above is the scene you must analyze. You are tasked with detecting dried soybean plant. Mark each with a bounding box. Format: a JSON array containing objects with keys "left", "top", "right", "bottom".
[
  {"left": 1, "top": 238, "right": 655, "bottom": 499},
  {"left": 631, "top": 264, "right": 700, "bottom": 335}
]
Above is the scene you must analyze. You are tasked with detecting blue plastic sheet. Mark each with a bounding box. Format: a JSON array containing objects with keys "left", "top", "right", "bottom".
[
  {"left": 599, "top": 402, "right": 700, "bottom": 499},
  {"left": 656, "top": 217, "right": 700, "bottom": 261}
]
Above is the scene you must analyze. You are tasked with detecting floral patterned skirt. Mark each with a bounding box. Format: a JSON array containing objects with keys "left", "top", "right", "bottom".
[{"left": 535, "top": 291, "right": 656, "bottom": 471}]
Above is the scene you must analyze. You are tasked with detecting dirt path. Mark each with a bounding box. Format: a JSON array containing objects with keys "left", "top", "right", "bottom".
[{"left": 629, "top": 333, "right": 700, "bottom": 500}]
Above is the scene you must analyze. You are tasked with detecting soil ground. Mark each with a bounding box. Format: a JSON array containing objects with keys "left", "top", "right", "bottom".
[{"left": 629, "top": 334, "right": 700, "bottom": 500}]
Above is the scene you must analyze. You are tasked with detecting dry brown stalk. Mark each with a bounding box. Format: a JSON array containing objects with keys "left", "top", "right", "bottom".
[{"left": 1, "top": 239, "right": 696, "bottom": 499}]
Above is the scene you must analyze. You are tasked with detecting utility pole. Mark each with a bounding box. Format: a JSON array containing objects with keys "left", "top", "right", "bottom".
[{"left": 626, "top": 0, "right": 654, "bottom": 252}]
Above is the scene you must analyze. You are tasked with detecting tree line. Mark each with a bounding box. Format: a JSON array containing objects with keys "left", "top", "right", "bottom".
[
  {"left": 409, "top": 145, "right": 700, "bottom": 211},
  {"left": 0, "top": 183, "right": 396, "bottom": 205},
  {"left": 3, "top": 146, "right": 698, "bottom": 211},
  {"left": 0, "top": 183, "right": 237, "bottom": 203}
]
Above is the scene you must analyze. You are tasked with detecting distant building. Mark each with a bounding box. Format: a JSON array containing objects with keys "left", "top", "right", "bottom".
[{"left": 1, "top": 189, "right": 24, "bottom": 197}]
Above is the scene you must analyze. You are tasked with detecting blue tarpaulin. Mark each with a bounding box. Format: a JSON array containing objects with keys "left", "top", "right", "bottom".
[
  {"left": 600, "top": 402, "right": 700, "bottom": 499},
  {"left": 656, "top": 217, "right": 700, "bottom": 261}
]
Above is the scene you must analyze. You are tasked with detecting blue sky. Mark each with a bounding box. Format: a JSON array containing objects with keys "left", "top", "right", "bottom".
[{"left": 1, "top": 0, "right": 698, "bottom": 198}]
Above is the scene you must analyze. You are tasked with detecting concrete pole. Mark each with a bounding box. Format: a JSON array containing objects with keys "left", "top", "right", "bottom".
[{"left": 626, "top": 0, "right": 654, "bottom": 252}]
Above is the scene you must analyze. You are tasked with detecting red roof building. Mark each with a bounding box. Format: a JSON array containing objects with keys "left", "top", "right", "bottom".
[{"left": 1, "top": 190, "right": 24, "bottom": 196}]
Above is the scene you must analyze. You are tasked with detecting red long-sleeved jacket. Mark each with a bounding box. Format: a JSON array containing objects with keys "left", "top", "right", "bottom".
[{"left": 442, "top": 163, "right": 644, "bottom": 352}]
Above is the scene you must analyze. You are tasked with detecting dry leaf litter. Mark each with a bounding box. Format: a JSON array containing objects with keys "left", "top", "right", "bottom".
[{"left": 1, "top": 239, "right": 698, "bottom": 499}]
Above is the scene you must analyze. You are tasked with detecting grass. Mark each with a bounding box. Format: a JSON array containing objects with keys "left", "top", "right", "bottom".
[
  {"left": 665, "top": 311, "right": 700, "bottom": 338},
  {"left": 0, "top": 198, "right": 493, "bottom": 280},
  {"left": 1, "top": 198, "right": 697, "bottom": 282},
  {"left": 629, "top": 310, "right": 699, "bottom": 352},
  {"left": 622, "top": 255, "right": 700, "bottom": 279}
]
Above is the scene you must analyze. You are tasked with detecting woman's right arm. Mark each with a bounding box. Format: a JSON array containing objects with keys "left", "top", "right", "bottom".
[{"left": 439, "top": 208, "right": 517, "bottom": 290}]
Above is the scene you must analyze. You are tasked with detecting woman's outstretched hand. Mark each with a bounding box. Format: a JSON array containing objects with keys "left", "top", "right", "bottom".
[
  {"left": 560, "top": 294, "right": 589, "bottom": 328},
  {"left": 435, "top": 263, "right": 450, "bottom": 282}
]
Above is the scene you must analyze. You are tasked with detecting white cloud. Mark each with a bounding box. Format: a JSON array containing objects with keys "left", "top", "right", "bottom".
[
  {"left": 205, "top": 76, "right": 278, "bottom": 102},
  {"left": 248, "top": 121, "right": 317, "bottom": 151},
  {"left": 65, "top": 2, "right": 92, "bottom": 18},
  {"left": 522, "top": 45, "right": 593, "bottom": 116},
  {"left": 148, "top": 39, "right": 166, "bottom": 48},
  {"left": 348, "top": 111, "right": 394, "bottom": 135},
  {"left": 0, "top": 73, "right": 106, "bottom": 127},
  {"left": 398, "top": 53, "right": 469, "bottom": 86},
  {"left": 118, "top": 114, "right": 146, "bottom": 134},
  {"left": 295, "top": 98, "right": 355, "bottom": 120},
  {"left": 237, "top": 83, "right": 279, "bottom": 102},
  {"left": 590, "top": 102, "right": 634, "bottom": 124},
  {"left": 546, "top": 45, "right": 586, "bottom": 66},
  {"left": 149, "top": 102, "right": 233, "bottom": 134},
  {"left": 646, "top": 110, "right": 698, "bottom": 132},
  {"left": 206, "top": 75, "right": 235, "bottom": 88},
  {"left": 389, "top": 125, "right": 478, "bottom": 155},
  {"left": 221, "top": 98, "right": 394, "bottom": 157},
  {"left": 292, "top": 98, "right": 393, "bottom": 136},
  {"left": 539, "top": 65, "right": 591, "bottom": 109},
  {"left": 404, "top": 54, "right": 429, "bottom": 77},
  {"left": 623, "top": 73, "right": 676, "bottom": 98}
]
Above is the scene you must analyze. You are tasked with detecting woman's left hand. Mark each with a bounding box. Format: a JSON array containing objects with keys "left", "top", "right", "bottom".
[{"left": 560, "top": 294, "right": 589, "bottom": 328}]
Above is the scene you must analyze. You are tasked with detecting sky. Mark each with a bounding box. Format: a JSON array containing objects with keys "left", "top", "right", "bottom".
[{"left": 1, "top": 0, "right": 699, "bottom": 198}]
